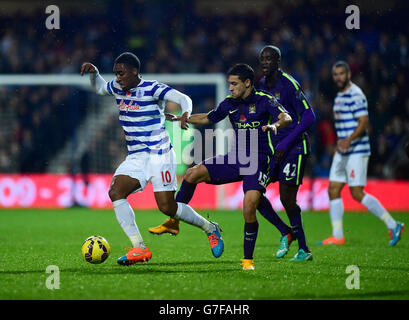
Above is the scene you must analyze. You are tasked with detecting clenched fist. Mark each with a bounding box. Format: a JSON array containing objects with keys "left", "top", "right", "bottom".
[{"left": 80, "top": 62, "right": 98, "bottom": 75}]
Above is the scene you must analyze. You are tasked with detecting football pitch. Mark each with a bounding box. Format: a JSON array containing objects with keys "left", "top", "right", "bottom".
[{"left": 0, "top": 208, "right": 408, "bottom": 300}]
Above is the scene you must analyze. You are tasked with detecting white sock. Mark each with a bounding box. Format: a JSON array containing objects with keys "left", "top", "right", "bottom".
[
  {"left": 361, "top": 194, "right": 397, "bottom": 230},
  {"left": 112, "top": 199, "right": 146, "bottom": 248},
  {"left": 330, "top": 198, "right": 344, "bottom": 239},
  {"left": 174, "top": 202, "right": 214, "bottom": 234}
]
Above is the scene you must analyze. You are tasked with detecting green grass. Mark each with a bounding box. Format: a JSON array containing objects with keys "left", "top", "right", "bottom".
[{"left": 0, "top": 208, "right": 408, "bottom": 300}]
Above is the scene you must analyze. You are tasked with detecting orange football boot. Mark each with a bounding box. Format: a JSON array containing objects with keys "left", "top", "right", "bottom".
[
  {"left": 240, "top": 259, "right": 255, "bottom": 270},
  {"left": 317, "top": 235, "right": 346, "bottom": 245},
  {"left": 117, "top": 247, "right": 152, "bottom": 265},
  {"left": 148, "top": 218, "right": 180, "bottom": 235}
]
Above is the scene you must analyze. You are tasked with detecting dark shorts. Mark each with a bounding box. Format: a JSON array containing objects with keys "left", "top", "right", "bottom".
[
  {"left": 202, "top": 151, "right": 271, "bottom": 193},
  {"left": 269, "top": 153, "right": 308, "bottom": 185}
]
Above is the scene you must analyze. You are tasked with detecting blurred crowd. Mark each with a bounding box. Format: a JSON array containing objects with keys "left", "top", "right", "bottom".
[
  {"left": 0, "top": 86, "right": 86, "bottom": 172},
  {"left": 0, "top": 1, "right": 408, "bottom": 178}
]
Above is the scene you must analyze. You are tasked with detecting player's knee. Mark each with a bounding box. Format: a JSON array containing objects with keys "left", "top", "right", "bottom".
[
  {"left": 243, "top": 210, "right": 257, "bottom": 223},
  {"left": 184, "top": 167, "right": 196, "bottom": 182},
  {"left": 157, "top": 200, "right": 177, "bottom": 216},
  {"left": 328, "top": 185, "right": 341, "bottom": 200},
  {"left": 280, "top": 194, "right": 297, "bottom": 212},
  {"left": 350, "top": 188, "right": 364, "bottom": 202},
  {"left": 108, "top": 187, "right": 123, "bottom": 202},
  {"left": 243, "top": 199, "right": 258, "bottom": 222},
  {"left": 351, "top": 193, "right": 361, "bottom": 202},
  {"left": 245, "top": 199, "right": 258, "bottom": 211},
  {"left": 185, "top": 165, "right": 208, "bottom": 183},
  {"left": 282, "top": 202, "right": 298, "bottom": 213}
]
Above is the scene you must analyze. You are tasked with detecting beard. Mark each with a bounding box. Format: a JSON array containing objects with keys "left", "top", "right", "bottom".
[{"left": 337, "top": 79, "right": 349, "bottom": 91}]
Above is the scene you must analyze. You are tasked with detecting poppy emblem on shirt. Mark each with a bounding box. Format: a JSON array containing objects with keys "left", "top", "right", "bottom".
[
  {"left": 240, "top": 114, "right": 246, "bottom": 122},
  {"left": 249, "top": 104, "right": 256, "bottom": 114}
]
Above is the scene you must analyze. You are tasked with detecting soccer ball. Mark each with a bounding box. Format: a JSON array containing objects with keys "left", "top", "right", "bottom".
[{"left": 81, "top": 235, "right": 111, "bottom": 264}]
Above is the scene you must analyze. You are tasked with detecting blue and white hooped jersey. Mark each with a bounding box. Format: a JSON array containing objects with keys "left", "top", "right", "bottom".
[
  {"left": 106, "top": 78, "right": 173, "bottom": 155},
  {"left": 333, "top": 83, "right": 371, "bottom": 156}
]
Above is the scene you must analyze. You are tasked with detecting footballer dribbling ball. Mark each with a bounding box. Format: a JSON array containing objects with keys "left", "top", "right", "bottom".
[{"left": 81, "top": 235, "right": 111, "bottom": 264}]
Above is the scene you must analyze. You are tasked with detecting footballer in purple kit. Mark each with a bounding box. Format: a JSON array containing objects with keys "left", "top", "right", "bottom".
[
  {"left": 181, "top": 63, "right": 293, "bottom": 269},
  {"left": 257, "top": 45, "right": 316, "bottom": 260},
  {"left": 151, "top": 51, "right": 316, "bottom": 263},
  {"left": 149, "top": 63, "right": 314, "bottom": 269}
]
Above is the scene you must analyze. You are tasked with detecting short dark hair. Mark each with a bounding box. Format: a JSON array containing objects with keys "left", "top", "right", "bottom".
[
  {"left": 260, "top": 45, "right": 281, "bottom": 60},
  {"left": 332, "top": 60, "right": 350, "bottom": 73},
  {"left": 114, "top": 52, "right": 141, "bottom": 70},
  {"left": 227, "top": 63, "right": 254, "bottom": 85}
]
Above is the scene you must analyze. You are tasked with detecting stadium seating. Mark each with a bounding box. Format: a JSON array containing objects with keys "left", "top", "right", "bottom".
[{"left": 0, "top": 1, "right": 408, "bottom": 178}]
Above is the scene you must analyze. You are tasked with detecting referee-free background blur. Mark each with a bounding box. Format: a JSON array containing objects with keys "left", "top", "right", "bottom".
[{"left": 0, "top": 0, "right": 408, "bottom": 302}]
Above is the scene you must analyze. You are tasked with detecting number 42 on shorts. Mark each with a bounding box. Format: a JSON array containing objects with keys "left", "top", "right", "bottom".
[{"left": 283, "top": 163, "right": 296, "bottom": 181}]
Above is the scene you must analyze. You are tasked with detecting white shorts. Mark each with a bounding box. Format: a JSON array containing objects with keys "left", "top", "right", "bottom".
[
  {"left": 329, "top": 152, "right": 369, "bottom": 186},
  {"left": 114, "top": 148, "right": 178, "bottom": 193}
]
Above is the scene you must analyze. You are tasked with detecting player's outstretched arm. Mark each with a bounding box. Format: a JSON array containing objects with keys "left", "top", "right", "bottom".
[
  {"left": 165, "top": 111, "right": 210, "bottom": 127},
  {"left": 164, "top": 112, "right": 191, "bottom": 131},
  {"left": 262, "top": 112, "right": 292, "bottom": 135},
  {"left": 165, "top": 113, "right": 181, "bottom": 122},
  {"left": 80, "top": 62, "right": 109, "bottom": 96},
  {"left": 164, "top": 90, "right": 192, "bottom": 130},
  {"left": 187, "top": 113, "right": 212, "bottom": 125}
]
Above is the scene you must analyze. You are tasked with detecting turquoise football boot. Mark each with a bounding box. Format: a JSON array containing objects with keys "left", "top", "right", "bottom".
[
  {"left": 389, "top": 222, "right": 404, "bottom": 246},
  {"left": 207, "top": 222, "right": 224, "bottom": 258},
  {"left": 290, "top": 248, "right": 313, "bottom": 261},
  {"left": 276, "top": 233, "right": 293, "bottom": 258}
]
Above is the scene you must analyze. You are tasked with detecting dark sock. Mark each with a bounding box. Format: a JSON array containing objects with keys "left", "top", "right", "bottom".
[
  {"left": 175, "top": 180, "right": 197, "bottom": 204},
  {"left": 243, "top": 221, "right": 259, "bottom": 259},
  {"left": 258, "top": 195, "right": 292, "bottom": 236},
  {"left": 287, "top": 206, "right": 309, "bottom": 252}
]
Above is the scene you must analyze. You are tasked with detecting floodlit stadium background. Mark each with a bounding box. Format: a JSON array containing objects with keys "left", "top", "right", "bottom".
[{"left": 0, "top": 0, "right": 408, "bottom": 210}]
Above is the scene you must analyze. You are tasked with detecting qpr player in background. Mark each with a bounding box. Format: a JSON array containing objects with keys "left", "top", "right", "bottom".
[
  {"left": 80, "top": 52, "right": 224, "bottom": 265},
  {"left": 318, "top": 61, "right": 404, "bottom": 246}
]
